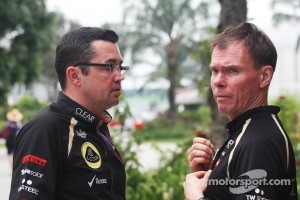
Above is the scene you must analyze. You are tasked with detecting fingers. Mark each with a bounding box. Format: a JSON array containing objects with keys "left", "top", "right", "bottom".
[
  {"left": 193, "top": 137, "right": 214, "bottom": 148},
  {"left": 187, "top": 146, "right": 213, "bottom": 160},
  {"left": 204, "top": 170, "right": 212, "bottom": 179},
  {"left": 187, "top": 137, "right": 214, "bottom": 172},
  {"left": 202, "top": 170, "right": 212, "bottom": 191},
  {"left": 187, "top": 137, "right": 214, "bottom": 156},
  {"left": 183, "top": 170, "right": 211, "bottom": 200},
  {"left": 185, "top": 170, "right": 211, "bottom": 180},
  {"left": 186, "top": 171, "right": 207, "bottom": 179},
  {"left": 188, "top": 156, "right": 211, "bottom": 172}
]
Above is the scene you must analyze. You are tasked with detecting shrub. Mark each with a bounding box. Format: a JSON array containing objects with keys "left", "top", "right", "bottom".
[
  {"left": 132, "top": 105, "right": 210, "bottom": 142},
  {"left": 12, "top": 96, "right": 48, "bottom": 123},
  {"left": 271, "top": 95, "right": 300, "bottom": 197},
  {"left": 113, "top": 134, "right": 191, "bottom": 200},
  {"left": 271, "top": 95, "right": 300, "bottom": 135}
]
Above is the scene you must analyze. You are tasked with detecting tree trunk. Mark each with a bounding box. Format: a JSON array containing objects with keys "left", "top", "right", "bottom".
[
  {"left": 218, "top": 0, "right": 247, "bottom": 32},
  {"left": 209, "top": 0, "right": 247, "bottom": 148},
  {"left": 165, "top": 40, "right": 179, "bottom": 120}
]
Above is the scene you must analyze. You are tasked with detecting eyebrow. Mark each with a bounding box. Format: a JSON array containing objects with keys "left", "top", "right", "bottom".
[
  {"left": 209, "top": 65, "right": 217, "bottom": 70},
  {"left": 210, "top": 64, "right": 240, "bottom": 69},
  {"left": 103, "top": 58, "right": 123, "bottom": 64}
]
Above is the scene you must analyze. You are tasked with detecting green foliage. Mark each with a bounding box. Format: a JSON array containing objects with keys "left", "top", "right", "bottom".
[
  {"left": 271, "top": 95, "right": 300, "bottom": 135},
  {"left": 270, "top": 95, "right": 300, "bottom": 157},
  {"left": 197, "top": 105, "right": 211, "bottom": 133},
  {"left": 10, "top": 96, "right": 48, "bottom": 123},
  {"left": 0, "top": 0, "right": 59, "bottom": 105},
  {"left": 113, "top": 93, "right": 133, "bottom": 126},
  {"left": 114, "top": 134, "right": 191, "bottom": 200},
  {"left": 111, "top": 0, "right": 216, "bottom": 118},
  {"left": 133, "top": 117, "right": 189, "bottom": 141},
  {"left": 132, "top": 106, "right": 210, "bottom": 142},
  {"left": 0, "top": 106, "right": 6, "bottom": 128},
  {"left": 144, "top": 142, "right": 190, "bottom": 200},
  {"left": 271, "top": 95, "right": 300, "bottom": 197},
  {"left": 0, "top": 96, "right": 47, "bottom": 133},
  {"left": 111, "top": 93, "right": 192, "bottom": 199},
  {"left": 115, "top": 94, "right": 300, "bottom": 199}
]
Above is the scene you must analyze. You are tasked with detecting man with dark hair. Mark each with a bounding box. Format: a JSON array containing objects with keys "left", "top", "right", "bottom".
[
  {"left": 183, "top": 22, "right": 297, "bottom": 200},
  {"left": 9, "top": 27, "right": 129, "bottom": 200}
]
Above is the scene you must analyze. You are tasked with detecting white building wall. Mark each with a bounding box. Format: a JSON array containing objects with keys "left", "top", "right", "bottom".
[{"left": 268, "top": 24, "right": 300, "bottom": 100}]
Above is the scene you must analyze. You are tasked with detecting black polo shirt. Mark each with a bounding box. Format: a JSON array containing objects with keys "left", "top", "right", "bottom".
[
  {"left": 206, "top": 106, "right": 297, "bottom": 200},
  {"left": 9, "top": 92, "right": 126, "bottom": 200}
]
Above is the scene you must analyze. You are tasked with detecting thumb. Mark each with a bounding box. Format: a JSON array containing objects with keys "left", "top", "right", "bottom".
[
  {"left": 194, "top": 171, "right": 207, "bottom": 178},
  {"left": 204, "top": 170, "right": 212, "bottom": 179}
]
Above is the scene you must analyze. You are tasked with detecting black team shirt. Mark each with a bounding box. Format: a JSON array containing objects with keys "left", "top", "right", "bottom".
[
  {"left": 206, "top": 106, "right": 297, "bottom": 200},
  {"left": 9, "top": 92, "right": 126, "bottom": 200}
]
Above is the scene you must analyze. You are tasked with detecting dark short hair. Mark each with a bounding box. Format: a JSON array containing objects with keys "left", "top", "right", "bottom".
[
  {"left": 55, "top": 27, "right": 119, "bottom": 90},
  {"left": 211, "top": 22, "right": 277, "bottom": 71}
]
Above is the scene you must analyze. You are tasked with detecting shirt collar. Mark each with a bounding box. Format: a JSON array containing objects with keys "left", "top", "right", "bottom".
[
  {"left": 225, "top": 106, "right": 280, "bottom": 136},
  {"left": 56, "top": 92, "right": 112, "bottom": 128}
]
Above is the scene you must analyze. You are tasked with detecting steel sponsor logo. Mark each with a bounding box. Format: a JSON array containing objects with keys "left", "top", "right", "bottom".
[
  {"left": 75, "top": 108, "right": 95, "bottom": 123},
  {"left": 88, "top": 175, "right": 107, "bottom": 188},
  {"left": 18, "top": 179, "right": 39, "bottom": 195},
  {"left": 81, "top": 142, "right": 101, "bottom": 169},
  {"left": 21, "top": 168, "right": 44, "bottom": 178},
  {"left": 22, "top": 155, "right": 47, "bottom": 167}
]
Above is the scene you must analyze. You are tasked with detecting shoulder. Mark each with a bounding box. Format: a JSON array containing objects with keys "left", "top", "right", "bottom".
[
  {"left": 28, "top": 103, "right": 70, "bottom": 127},
  {"left": 242, "top": 111, "right": 289, "bottom": 147},
  {"left": 236, "top": 118, "right": 289, "bottom": 158},
  {"left": 18, "top": 103, "right": 72, "bottom": 140},
  {"left": 229, "top": 122, "right": 292, "bottom": 175}
]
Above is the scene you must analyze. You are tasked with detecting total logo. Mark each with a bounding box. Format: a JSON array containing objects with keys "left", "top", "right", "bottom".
[
  {"left": 21, "top": 168, "right": 44, "bottom": 178},
  {"left": 18, "top": 179, "right": 39, "bottom": 195},
  {"left": 88, "top": 175, "right": 107, "bottom": 188}
]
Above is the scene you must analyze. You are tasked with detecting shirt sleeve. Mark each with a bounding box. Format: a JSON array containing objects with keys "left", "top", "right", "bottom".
[{"left": 9, "top": 114, "right": 67, "bottom": 200}]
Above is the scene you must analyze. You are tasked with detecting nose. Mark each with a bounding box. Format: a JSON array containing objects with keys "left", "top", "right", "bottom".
[
  {"left": 211, "top": 72, "right": 226, "bottom": 88},
  {"left": 114, "top": 71, "right": 125, "bottom": 81}
]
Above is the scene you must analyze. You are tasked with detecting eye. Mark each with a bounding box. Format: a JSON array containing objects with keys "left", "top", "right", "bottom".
[
  {"left": 105, "top": 64, "right": 114, "bottom": 72},
  {"left": 227, "top": 68, "right": 238, "bottom": 73},
  {"left": 210, "top": 68, "right": 218, "bottom": 75}
]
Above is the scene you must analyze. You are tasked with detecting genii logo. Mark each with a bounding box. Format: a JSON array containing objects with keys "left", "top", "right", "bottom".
[{"left": 81, "top": 142, "right": 101, "bottom": 169}]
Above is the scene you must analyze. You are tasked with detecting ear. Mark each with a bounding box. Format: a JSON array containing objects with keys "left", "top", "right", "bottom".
[
  {"left": 66, "top": 66, "right": 81, "bottom": 87},
  {"left": 259, "top": 65, "right": 273, "bottom": 88}
]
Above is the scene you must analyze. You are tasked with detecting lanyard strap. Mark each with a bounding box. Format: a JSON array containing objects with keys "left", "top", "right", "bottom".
[{"left": 97, "top": 128, "right": 124, "bottom": 164}]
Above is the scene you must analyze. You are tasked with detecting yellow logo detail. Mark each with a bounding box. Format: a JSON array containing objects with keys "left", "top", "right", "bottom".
[{"left": 81, "top": 142, "right": 101, "bottom": 169}]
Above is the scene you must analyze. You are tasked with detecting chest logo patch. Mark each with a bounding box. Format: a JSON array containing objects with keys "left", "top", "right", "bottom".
[{"left": 81, "top": 142, "right": 101, "bottom": 169}]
